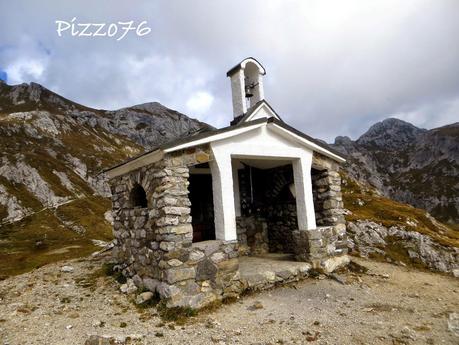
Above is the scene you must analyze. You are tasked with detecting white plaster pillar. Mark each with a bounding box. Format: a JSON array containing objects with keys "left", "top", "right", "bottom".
[
  {"left": 230, "top": 70, "right": 247, "bottom": 118},
  {"left": 210, "top": 155, "right": 237, "bottom": 241},
  {"left": 293, "top": 156, "right": 316, "bottom": 230},
  {"left": 252, "top": 72, "right": 264, "bottom": 105},
  {"left": 232, "top": 165, "right": 241, "bottom": 217}
]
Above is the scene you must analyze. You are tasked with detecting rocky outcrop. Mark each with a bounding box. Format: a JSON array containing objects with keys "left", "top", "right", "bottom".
[
  {"left": 0, "top": 185, "right": 30, "bottom": 222},
  {"left": 0, "top": 157, "right": 70, "bottom": 209},
  {"left": 347, "top": 220, "right": 459, "bottom": 273},
  {"left": 333, "top": 118, "right": 459, "bottom": 223}
]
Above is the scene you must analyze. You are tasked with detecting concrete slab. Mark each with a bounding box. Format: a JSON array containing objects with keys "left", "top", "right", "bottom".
[{"left": 239, "top": 253, "right": 311, "bottom": 291}]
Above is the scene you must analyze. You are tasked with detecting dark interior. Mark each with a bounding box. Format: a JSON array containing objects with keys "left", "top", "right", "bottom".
[
  {"left": 238, "top": 163, "right": 298, "bottom": 253},
  {"left": 130, "top": 183, "right": 148, "bottom": 208},
  {"left": 189, "top": 174, "right": 215, "bottom": 242}
]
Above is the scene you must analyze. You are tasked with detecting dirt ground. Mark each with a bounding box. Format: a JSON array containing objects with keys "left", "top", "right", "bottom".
[{"left": 0, "top": 253, "right": 458, "bottom": 345}]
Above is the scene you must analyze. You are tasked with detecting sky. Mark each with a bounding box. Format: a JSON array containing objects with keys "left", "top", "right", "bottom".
[{"left": 0, "top": 0, "right": 458, "bottom": 142}]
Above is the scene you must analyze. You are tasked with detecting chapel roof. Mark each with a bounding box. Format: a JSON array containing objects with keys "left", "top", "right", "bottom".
[{"left": 103, "top": 115, "right": 346, "bottom": 178}]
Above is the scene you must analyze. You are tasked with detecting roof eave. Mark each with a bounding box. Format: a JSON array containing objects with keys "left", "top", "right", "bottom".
[
  {"left": 104, "top": 149, "right": 164, "bottom": 179},
  {"left": 267, "top": 118, "right": 346, "bottom": 163}
]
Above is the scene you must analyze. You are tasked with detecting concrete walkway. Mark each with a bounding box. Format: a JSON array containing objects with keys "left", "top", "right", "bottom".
[{"left": 239, "top": 253, "right": 311, "bottom": 291}]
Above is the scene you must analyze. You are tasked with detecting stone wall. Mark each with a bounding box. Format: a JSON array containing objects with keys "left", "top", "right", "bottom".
[
  {"left": 291, "top": 152, "right": 348, "bottom": 271},
  {"left": 236, "top": 216, "right": 269, "bottom": 255},
  {"left": 109, "top": 145, "right": 242, "bottom": 309},
  {"left": 265, "top": 202, "right": 297, "bottom": 253},
  {"left": 264, "top": 165, "right": 297, "bottom": 253}
]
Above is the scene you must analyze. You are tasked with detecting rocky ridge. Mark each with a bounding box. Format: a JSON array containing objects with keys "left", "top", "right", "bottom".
[
  {"left": 341, "top": 173, "right": 459, "bottom": 274},
  {"left": 333, "top": 118, "right": 459, "bottom": 223}
]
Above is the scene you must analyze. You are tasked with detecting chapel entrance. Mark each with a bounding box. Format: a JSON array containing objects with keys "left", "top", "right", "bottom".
[{"left": 233, "top": 158, "right": 299, "bottom": 255}]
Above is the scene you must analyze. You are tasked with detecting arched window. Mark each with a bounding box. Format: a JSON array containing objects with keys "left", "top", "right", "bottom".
[{"left": 129, "top": 184, "right": 148, "bottom": 208}]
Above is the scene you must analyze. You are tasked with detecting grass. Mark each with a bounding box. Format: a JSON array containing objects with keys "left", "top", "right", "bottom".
[
  {"left": 156, "top": 303, "right": 198, "bottom": 324},
  {"left": 103, "top": 262, "right": 127, "bottom": 284},
  {"left": 0, "top": 196, "right": 113, "bottom": 278}
]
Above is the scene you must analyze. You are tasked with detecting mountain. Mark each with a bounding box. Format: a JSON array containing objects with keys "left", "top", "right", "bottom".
[
  {"left": 333, "top": 118, "right": 459, "bottom": 224},
  {"left": 0, "top": 81, "right": 209, "bottom": 276},
  {"left": 0, "top": 80, "right": 457, "bottom": 277}
]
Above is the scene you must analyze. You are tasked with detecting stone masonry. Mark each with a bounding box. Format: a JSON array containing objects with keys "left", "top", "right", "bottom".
[
  {"left": 292, "top": 152, "right": 348, "bottom": 272},
  {"left": 110, "top": 145, "right": 242, "bottom": 309},
  {"left": 236, "top": 164, "right": 297, "bottom": 255},
  {"left": 236, "top": 216, "right": 269, "bottom": 255}
]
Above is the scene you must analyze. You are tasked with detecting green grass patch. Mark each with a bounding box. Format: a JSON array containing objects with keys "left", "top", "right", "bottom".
[
  {"left": 157, "top": 302, "right": 197, "bottom": 324},
  {"left": 102, "top": 262, "right": 127, "bottom": 284}
]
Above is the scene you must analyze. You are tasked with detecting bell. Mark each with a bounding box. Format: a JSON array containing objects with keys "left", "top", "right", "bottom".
[{"left": 245, "top": 84, "right": 254, "bottom": 98}]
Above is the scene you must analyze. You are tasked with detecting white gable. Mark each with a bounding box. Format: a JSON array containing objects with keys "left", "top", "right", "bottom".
[
  {"left": 211, "top": 124, "right": 311, "bottom": 161},
  {"left": 244, "top": 102, "right": 281, "bottom": 122}
]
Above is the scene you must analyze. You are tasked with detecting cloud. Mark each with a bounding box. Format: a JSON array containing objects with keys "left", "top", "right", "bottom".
[
  {"left": 186, "top": 91, "right": 214, "bottom": 114},
  {"left": 0, "top": 0, "right": 458, "bottom": 141},
  {"left": 6, "top": 58, "right": 47, "bottom": 84}
]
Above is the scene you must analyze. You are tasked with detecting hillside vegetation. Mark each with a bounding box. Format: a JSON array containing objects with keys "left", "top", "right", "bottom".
[
  {"left": 342, "top": 175, "right": 459, "bottom": 248},
  {"left": 0, "top": 81, "right": 206, "bottom": 277}
]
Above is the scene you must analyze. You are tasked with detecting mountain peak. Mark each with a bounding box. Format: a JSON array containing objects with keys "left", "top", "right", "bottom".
[
  {"left": 0, "top": 81, "right": 99, "bottom": 114},
  {"left": 123, "top": 101, "right": 169, "bottom": 113},
  {"left": 356, "top": 117, "right": 426, "bottom": 149}
]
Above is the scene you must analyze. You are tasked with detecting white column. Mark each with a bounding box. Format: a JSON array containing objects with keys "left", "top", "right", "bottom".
[
  {"left": 230, "top": 70, "right": 247, "bottom": 118},
  {"left": 210, "top": 155, "right": 237, "bottom": 241},
  {"left": 293, "top": 157, "right": 316, "bottom": 230},
  {"left": 253, "top": 72, "right": 264, "bottom": 104},
  {"left": 232, "top": 165, "right": 241, "bottom": 217}
]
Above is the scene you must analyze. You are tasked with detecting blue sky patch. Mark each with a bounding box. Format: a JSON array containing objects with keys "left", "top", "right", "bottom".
[{"left": 0, "top": 70, "right": 7, "bottom": 82}]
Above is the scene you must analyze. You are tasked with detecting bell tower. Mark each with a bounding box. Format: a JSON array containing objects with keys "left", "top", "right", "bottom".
[{"left": 227, "top": 57, "right": 266, "bottom": 118}]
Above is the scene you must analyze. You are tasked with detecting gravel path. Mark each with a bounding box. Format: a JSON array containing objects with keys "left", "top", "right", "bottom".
[{"left": 0, "top": 253, "right": 458, "bottom": 345}]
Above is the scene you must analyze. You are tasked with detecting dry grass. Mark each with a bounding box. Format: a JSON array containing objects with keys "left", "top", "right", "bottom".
[
  {"left": 341, "top": 174, "right": 459, "bottom": 248},
  {"left": 0, "top": 196, "right": 113, "bottom": 278}
]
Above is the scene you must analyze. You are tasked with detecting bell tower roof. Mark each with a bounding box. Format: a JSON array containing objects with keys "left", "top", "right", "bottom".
[{"left": 226, "top": 57, "right": 266, "bottom": 77}]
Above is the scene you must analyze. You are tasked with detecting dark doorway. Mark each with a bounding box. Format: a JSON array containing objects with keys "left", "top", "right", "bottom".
[{"left": 189, "top": 174, "right": 215, "bottom": 242}]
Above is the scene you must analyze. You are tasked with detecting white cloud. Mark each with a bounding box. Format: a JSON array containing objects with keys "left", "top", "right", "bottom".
[
  {"left": 390, "top": 97, "right": 459, "bottom": 130},
  {"left": 6, "top": 59, "right": 45, "bottom": 84},
  {"left": 186, "top": 91, "right": 214, "bottom": 114},
  {"left": 6, "top": 58, "right": 47, "bottom": 84}
]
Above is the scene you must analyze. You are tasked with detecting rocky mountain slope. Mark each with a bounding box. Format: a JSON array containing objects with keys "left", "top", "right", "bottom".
[
  {"left": 333, "top": 118, "right": 459, "bottom": 224},
  {"left": 0, "top": 80, "right": 208, "bottom": 276},
  {"left": 341, "top": 175, "right": 458, "bottom": 273}
]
